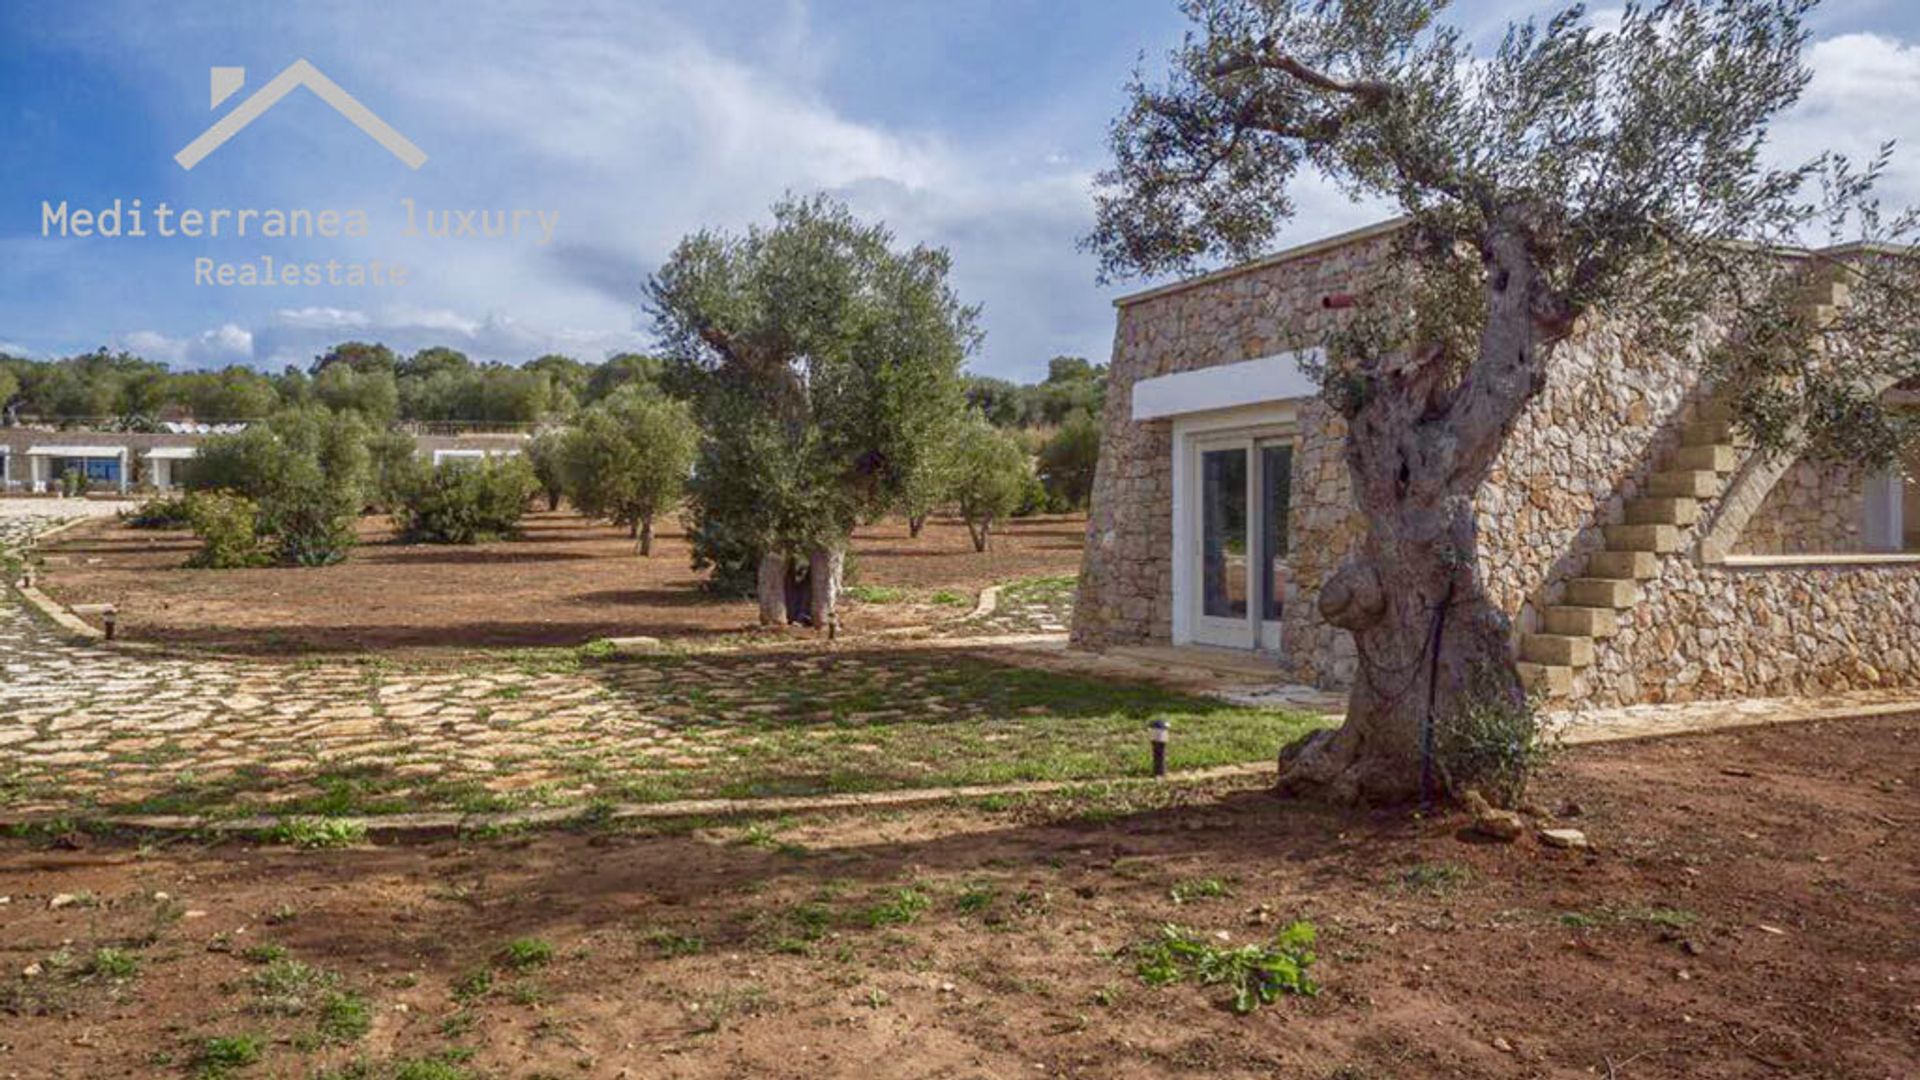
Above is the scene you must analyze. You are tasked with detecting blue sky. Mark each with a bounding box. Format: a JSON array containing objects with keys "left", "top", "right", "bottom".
[{"left": 3, "top": 0, "right": 1919, "bottom": 380}]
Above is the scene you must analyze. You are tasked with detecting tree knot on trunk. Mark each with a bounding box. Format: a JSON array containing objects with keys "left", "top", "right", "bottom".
[{"left": 1318, "top": 561, "right": 1387, "bottom": 631}]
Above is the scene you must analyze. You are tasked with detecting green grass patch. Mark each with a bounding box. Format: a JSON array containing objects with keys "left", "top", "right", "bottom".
[
  {"left": 859, "top": 887, "right": 931, "bottom": 928},
  {"left": 498, "top": 937, "right": 553, "bottom": 970},
  {"left": 190, "top": 1033, "right": 264, "bottom": 1079},
  {"left": 257, "top": 816, "right": 367, "bottom": 849},
  {"left": 1170, "top": 877, "right": 1234, "bottom": 904}
]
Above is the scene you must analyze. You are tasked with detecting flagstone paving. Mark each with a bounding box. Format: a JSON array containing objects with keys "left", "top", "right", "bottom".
[
  {"left": 1, "top": 509, "right": 1315, "bottom": 818},
  {"left": 925, "top": 574, "right": 1077, "bottom": 638}
]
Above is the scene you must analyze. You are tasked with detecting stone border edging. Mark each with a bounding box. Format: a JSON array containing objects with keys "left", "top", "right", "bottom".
[
  {"left": 965, "top": 584, "right": 1001, "bottom": 621},
  {"left": 6, "top": 512, "right": 115, "bottom": 641},
  {"left": 11, "top": 582, "right": 103, "bottom": 640},
  {"left": 0, "top": 762, "right": 1278, "bottom": 838}
]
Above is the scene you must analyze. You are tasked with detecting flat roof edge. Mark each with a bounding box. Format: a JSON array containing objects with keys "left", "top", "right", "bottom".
[
  {"left": 1111, "top": 217, "right": 1411, "bottom": 309},
  {"left": 1109, "top": 220, "right": 1909, "bottom": 310}
]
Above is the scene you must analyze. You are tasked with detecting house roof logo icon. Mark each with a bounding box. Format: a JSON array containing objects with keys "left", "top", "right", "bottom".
[{"left": 175, "top": 59, "right": 427, "bottom": 171}]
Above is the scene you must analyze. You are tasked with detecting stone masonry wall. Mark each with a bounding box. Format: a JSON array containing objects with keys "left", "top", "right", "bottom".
[
  {"left": 1071, "top": 228, "right": 1387, "bottom": 687},
  {"left": 1073, "top": 222, "right": 1920, "bottom": 706},
  {"left": 1730, "top": 458, "right": 1867, "bottom": 555}
]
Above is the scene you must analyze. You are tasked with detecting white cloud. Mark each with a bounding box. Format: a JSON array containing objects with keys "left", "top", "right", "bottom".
[
  {"left": 1777, "top": 33, "right": 1920, "bottom": 198},
  {"left": 274, "top": 307, "right": 370, "bottom": 331},
  {"left": 250, "top": 306, "right": 645, "bottom": 369},
  {"left": 116, "top": 324, "right": 253, "bottom": 369}
]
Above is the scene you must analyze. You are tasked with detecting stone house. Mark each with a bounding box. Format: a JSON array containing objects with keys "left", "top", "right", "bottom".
[{"left": 1072, "top": 219, "right": 1920, "bottom": 707}]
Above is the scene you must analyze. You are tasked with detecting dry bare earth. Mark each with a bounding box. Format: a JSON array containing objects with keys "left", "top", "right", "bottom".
[
  {"left": 34, "top": 510, "right": 1087, "bottom": 656},
  {"left": 2, "top": 714, "right": 1915, "bottom": 1079}
]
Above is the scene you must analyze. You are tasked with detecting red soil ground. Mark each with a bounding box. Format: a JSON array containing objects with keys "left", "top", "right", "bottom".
[
  {"left": 34, "top": 509, "right": 1087, "bottom": 656},
  {"left": 2, "top": 713, "right": 1915, "bottom": 1078}
]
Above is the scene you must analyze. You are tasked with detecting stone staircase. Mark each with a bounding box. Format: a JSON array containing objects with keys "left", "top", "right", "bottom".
[
  {"left": 1516, "top": 404, "right": 1739, "bottom": 696},
  {"left": 1516, "top": 264, "right": 1849, "bottom": 699}
]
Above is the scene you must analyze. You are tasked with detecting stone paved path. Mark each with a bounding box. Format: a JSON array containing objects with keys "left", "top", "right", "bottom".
[
  {"left": 3, "top": 513, "right": 1309, "bottom": 817},
  {"left": 924, "top": 575, "right": 1076, "bottom": 638}
]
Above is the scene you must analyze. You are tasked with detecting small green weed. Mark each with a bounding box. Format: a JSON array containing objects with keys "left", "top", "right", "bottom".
[
  {"left": 644, "top": 928, "right": 706, "bottom": 958},
  {"left": 260, "top": 817, "right": 367, "bottom": 849},
  {"left": 452, "top": 967, "right": 493, "bottom": 1003},
  {"left": 860, "top": 887, "right": 931, "bottom": 928},
  {"left": 251, "top": 958, "right": 339, "bottom": 1015},
  {"left": 499, "top": 938, "right": 554, "bottom": 970},
  {"left": 955, "top": 884, "right": 998, "bottom": 914},
  {"left": 1132, "top": 922, "right": 1319, "bottom": 1013},
  {"left": 1395, "top": 862, "right": 1472, "bottom": 895},
  {"left": 84, "top": 946, "right": 140, "bottom": 980},
  {"left": 317, "top": 990, "right": 373, "bottom": 1043},
  {"left": 191, "top": 1033, "right": 264, "bottom": 1078},
  {"left": 1169, "top": 878, "right": 1233, "bottom": 904}
]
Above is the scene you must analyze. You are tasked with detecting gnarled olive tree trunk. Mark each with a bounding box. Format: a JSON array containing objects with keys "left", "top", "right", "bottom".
[
  {"left": 755, "top": 545, "right": 844, "bottom": 629},
  {"left": 1279, "top": 220, "right": 1565, "bottom": 805}
]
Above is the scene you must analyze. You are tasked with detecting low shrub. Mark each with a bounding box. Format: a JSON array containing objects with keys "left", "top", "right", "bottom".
[
  {"left": 1436, "top": 665, "right": 1556, "bottom": 807},
  {"left": 1132, "top": 921, "right": 1318, "bottom": 1013},
  {"left": 126, "top": 493, "right": 196, "bottom": 529},
  {"left": 393, "top": 457, "right": 537, "bottom": 544},
  {"left": 185, "top": 492, "right": 268, "bottom": 569}
]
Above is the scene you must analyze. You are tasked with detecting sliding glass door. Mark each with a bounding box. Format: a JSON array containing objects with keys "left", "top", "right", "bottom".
[{"left": 1191, "top": 433, "right": 1293, "bottom": 650}]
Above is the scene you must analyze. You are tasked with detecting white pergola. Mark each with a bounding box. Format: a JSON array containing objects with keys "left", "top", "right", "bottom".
[
  {"left": 141, "top": 445, "right": 198, "bottom": 491},
  {"left": 23, "top": 445, "right": 131, "bottom": 494}
]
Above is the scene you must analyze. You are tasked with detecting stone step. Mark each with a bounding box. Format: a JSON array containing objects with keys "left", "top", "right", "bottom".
[
  {"left": 1518, "top": 662, "right": 1572, "bottom": 697},
  {"left": 1605, "top": 523, "right": 1682, "bottom": 554},
  {"left": 1672, "top": 444, "right": 1738, "bottom": 473},
  {"left": 1682, "top": 418, "right": 1734, "bottom": 446},
  {"left": 1625, "top": 496, "right": 1700, "bottom": 527},
  {"left": 1648, "top": 470, "right": 1722, "bottom": 499},
  {"left": 1798, "top": 273, "right": 1849, "bottom": 308},
  {"left": 1566, "top": 577, "right": 1640, "bottom": 608},
  {"left": 1522, "top": 633, "right": 1595, "bottom": 668},
  {"left": 1544, "top": 605, "right": 1619, "bottom": 638},
  {"left": 1693, "top": 399, "right": 1735, "bottom": 425},
  {"left": 1587, "top": 550, "right": 1659, "bottom": 580}
]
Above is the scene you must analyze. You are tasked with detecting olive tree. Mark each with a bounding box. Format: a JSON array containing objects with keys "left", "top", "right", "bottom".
[
  {"left": 1089, "top": 0, "right": 1919, "bottom": 803},
  {"left": 648, "top": 195, "right": 975, "bottom": 627},
  {"left": 950, "top": 415, "right": 1033, "bottom": 552},
  {"left": 559, "top": 386, "right": 698, "bottom": 554}
]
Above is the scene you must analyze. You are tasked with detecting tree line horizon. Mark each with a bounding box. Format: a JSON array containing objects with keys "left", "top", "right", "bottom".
[{"left": 0, "top": 342, "right": 1106, "bottom": 433}]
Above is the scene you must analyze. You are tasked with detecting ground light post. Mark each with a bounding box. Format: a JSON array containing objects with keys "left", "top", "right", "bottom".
[{"left": 1149, "top": 718, "right": 1169, "bottom": 778}]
